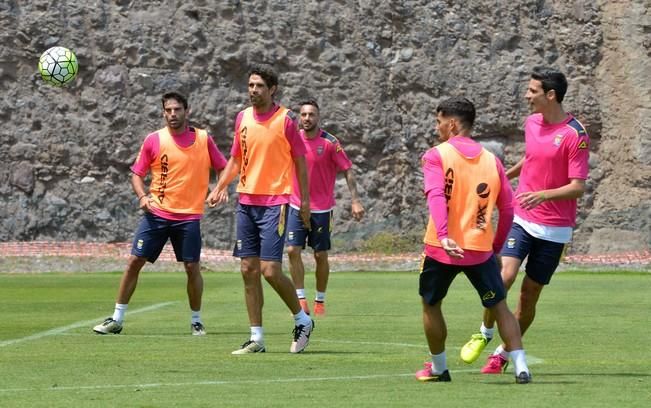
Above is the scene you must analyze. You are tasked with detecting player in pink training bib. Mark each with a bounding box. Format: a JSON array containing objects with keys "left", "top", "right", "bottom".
[
  {"left": 461, "top": 67, "right": 590, "bottom": 375},
  {"left": 286, "top": 99, "right": 365, "bottom": 317}
]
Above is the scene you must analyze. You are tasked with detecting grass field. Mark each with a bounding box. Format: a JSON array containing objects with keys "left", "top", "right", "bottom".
[{"left": 0, "top": 269, "right": 649, "bottom": 407}]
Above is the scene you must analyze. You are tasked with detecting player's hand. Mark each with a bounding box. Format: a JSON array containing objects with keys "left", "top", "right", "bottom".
[
  {"left": 351, "top": 199, "right": 365, "bottom": 221},
  {"left": 441, "top": 237, "right": 464, "bottom": 259},
  {"left": 299, "top": 201, "right": 311, "bottom": 230},
  {"left": 206, "top": 188, "right": 228, "bottom": 208},
  {"left": 139, "top": 196, "right": 152, "bottom": 213},
  {"left": 516, "top": 191, "right": 546, "bottom": 210}
]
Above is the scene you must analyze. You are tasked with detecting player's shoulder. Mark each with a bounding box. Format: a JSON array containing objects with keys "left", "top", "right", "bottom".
[
  {"left": 564, "top": 116, "right": 589, "bottom": 138},
  {"left": 525, "top": 113, "right": 543, "bottom": 126},
  {"left": 319, "top": 129, "right": 340, "bottom": 145},
  {"left": 237, "top": 107, "right": 251, "bottom": 119},
  {"left": 286, "top": 108, "right": 298, "bottom": 121},
  {"left": 422, "top": 145, "right": 441, "bottom": 162},
  {"left": 145, "top": 129, "right": 162, "bottom": 142}
]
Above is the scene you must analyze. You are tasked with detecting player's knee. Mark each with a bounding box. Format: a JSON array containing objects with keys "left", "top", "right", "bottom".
[
  {"left": 313, "top": 250, "right": 328, "bottom": 263},
  {"left": 126, "top": 256, "right": 147, "bottom": 273},
  {"left": 502, "top": 275, "right": 516, "bottom": 290},
  {"left": 240, "top": 264, "right": 259, "bottom": 281},
  {"left": 500, "top": 259, "right": 520, "bottom": 287},
  {"left": 287, "top": 246, "right": 302, "bottom": 258},
  {"left": 183, "top": 262, "right": 200, "bottom": 276}
]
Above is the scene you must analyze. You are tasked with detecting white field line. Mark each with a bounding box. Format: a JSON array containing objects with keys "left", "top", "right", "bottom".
[
  {"left": 0, "top": 320, "right": 543, "bottom": 393},
  {"left": 0, "top": 369, "right": 479, "bottom": 393},
  {"left": 0, "top": 301, "right": 176, "bottom": 348}
]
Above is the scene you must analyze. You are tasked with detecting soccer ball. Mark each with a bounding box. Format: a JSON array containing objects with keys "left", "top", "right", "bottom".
[{"left": 38, "top": 46, "right": 78, "bottom": 86}]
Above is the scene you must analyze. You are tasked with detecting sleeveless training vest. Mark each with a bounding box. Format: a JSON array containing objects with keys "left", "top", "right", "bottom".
[
  {"left": 236, "top": 106, "right": 293, "bottom": 195},
  {"left": 424, "top": 142, "right": 501, "bottom": 251},
  {"left": 149, "top": 127, "right": 210, "bottom": 214}
]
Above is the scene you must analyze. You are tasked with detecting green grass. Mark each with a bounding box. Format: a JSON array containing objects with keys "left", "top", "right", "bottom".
[{"left": 0, "top": 270, "right": 649, "bottom": 407}]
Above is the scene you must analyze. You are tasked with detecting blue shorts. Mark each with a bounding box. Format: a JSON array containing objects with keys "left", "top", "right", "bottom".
[
  {"left": 131, "top": 212, "right": 202, "bottom": 263},
  {"left": 419, "top": 255, "right": 506, "bottom": 308},
  {"left": 234, "top": 203, "right": 287, "bottom": 262},
  {"left": 286, "top": 207, "right": 332, "bottom": 251},
  {"left": 500, "top": 222, "right": 566, "bottom": 285}
]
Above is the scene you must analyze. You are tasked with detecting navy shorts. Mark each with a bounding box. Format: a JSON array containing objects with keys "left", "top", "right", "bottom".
[
  {"left": 131, "top": 212, "right": 202, "bottom": 263},
  {"left": 286, "top": 207, "right": 332, "bottom": 251},
  {"left": 500, "top": 222, "right": 566, "bottom": 285},
  {"left": 234, "top": 203, "right": 287, "bottom": 262},
  {"left": 419, "top": 254, "right": 506, "bottom": 308}
]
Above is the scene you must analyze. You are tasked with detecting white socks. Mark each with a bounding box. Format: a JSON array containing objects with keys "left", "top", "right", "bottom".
[
  {"left": 430, "top": 351, "right": 447, "bottom": 374},
  {"left": 296, "top": 289, "right": 327, "bottom": 303},
  {"left": 250, "top": 326, "right": 264, "bottom": 344},
  {"left": 510, "top": 349, "right": 529, "bottom": 374},
  {"left": 112, "top": 303, "right": 128, "bottom": 323},
  {"left": 480, "top": 322, "right": 495, "bottom": 340},
  {"left": 191, "top": 310, "right": 201, "bottom": 324},
  {"left": 493, "top": 344, "right": 510, "bottom": 359},
  {"left": 293, "top": 310, "right": 312, "bottom": 327}
]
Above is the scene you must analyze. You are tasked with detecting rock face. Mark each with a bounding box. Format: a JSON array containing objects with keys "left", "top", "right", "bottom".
[{"left": 1, "top": 0, "right": 649, "bottom": 255}]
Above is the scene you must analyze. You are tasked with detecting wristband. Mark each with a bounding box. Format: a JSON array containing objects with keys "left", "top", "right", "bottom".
[
  {"left": 138, "top": 194, "right": 147, "bottom": 201},
  {"left": 539, "top": 192, "right": 546, "bottom": 201}
]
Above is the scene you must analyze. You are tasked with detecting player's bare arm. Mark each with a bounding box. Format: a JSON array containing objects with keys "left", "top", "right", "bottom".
[
  {"left": 293, "top": 155, "right": 311, "bottom": 229},
  {"left": 517, "top": 178, "right": 586, "bottom": 210},
  {"left": 207, "top": 156, "right": 241, "bottom": 207},
  {"left": 131, "top": 173, "right": 152, "bottom": 212},
  {"left": 344, "top": 168, "right": 365, "bottom": 221},
  {"left": 505, "top": 157, "right": 525, "bottom": 180}
]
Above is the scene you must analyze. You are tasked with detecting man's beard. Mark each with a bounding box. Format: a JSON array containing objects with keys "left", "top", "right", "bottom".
[{"left": 167, "top": 118, "right": 183, "bottom": 130}]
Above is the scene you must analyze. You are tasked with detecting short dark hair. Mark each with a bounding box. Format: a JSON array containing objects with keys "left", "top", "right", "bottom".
[
  {"left": 162, "top": 91, "right": 188, "bottom": 110},
  {"left": 531, "top": 67, "right": 568, "bottom": 103},
  {"left": 248, "top": 64, "right": 278, "bottom": 90},
  {"left": 299, "top": 99, "right": 320, "bottom": 111},
  {"left": 436, "top": 97, "right": 476, "bottom": 129}
]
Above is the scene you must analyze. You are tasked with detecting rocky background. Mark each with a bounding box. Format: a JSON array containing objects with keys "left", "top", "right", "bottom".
[{"left": 1, "top": 0, "right": 649, "bottom": 255}]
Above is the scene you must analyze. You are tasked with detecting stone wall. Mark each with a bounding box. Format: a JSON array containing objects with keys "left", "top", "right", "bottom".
[{"left": 1, "top": 0, "right": 649, "bottom": 254}]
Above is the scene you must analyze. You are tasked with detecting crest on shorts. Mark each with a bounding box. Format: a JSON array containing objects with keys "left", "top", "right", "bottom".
[
  {"left": 507, "top": 237, "right": 516, "bottom": 249},
  {"left": 482, "top": 291, "right": 496, "bottom": 301}
]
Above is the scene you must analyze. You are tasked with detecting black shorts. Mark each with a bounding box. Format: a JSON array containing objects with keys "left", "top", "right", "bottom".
[
  {"left": 419, "top": 255, "right": 506, "bottom": 308},
  {"left": 500, "top": 222, "right": 566, "bottom": 285},
  {"left": 131, "top": 212, "right": 201, "bottom": 263},
  {"left": 234, "top": 203, "right": 287, "bottom": 262},
  {"left": 286, "top": 207, "right": 332, "bottom": 251}
]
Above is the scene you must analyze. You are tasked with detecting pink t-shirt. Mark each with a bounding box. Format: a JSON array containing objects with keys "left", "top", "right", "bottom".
[
  {"left": 230, "top": 104, "right": 306, "bottom": 206},
  {"left": 289, "top": 129, "right": 352, "bottom": 211},
  {"left": 422, "top": 136, "right": 514, "bottom": 265},
  {"left": 515, "top": 113, "right": 590, "bottom": 227},
  {"left": 131, "top": 126, "right": 228, "bottom": 220}
]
